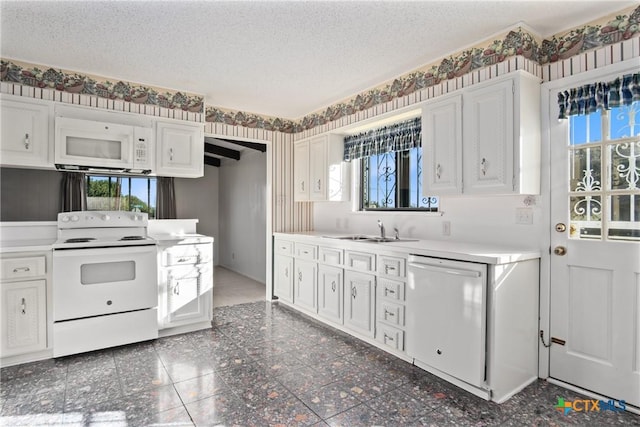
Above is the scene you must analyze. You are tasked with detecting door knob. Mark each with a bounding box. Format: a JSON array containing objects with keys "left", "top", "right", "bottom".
[
  {"left": 554, "top": 246, "right": 567, "bottom": 256},
  {"left": 555, "top": 223, "right": 566, "bottom": 232}
]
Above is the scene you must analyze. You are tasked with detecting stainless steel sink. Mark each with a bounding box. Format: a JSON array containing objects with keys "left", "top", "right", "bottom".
[{"left": 323, "top": 235, "right": 419, "bottom": 243}]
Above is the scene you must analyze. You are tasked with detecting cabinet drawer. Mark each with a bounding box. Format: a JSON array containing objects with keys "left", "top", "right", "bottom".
[
  {"left": 376, "top": 324, "right": 404, "bottom": 352},
  {"left": 0, "top": 256, "right": 46, "bottom": 280},
  {"left": 378, "top": 300, "right": 405, "bottom": 327},
  {"left": 377, "top": 278, "right": 405, "bottom": 301},
  {"left": 275, "top": 240, "right": 294, "bottom": 256},
  {"left": 163, "top": 243, "right": 212, "bottom": 266},
  {"left": 345, "top": 251, "right": 375, "bottom": 272},
  {"left": 319, "top": 247, "right": 343, "bottom": 266},
  {"left": 295, "top": 243, "right": 317, "bottom": 260},
  {"left": 378, "top": 255, "right": 406, "bottom": 278}
]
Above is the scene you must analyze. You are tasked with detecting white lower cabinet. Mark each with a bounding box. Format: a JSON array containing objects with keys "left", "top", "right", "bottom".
[
  {"left": 294, "top": 259, "right": 317, "bottom": 312},
  {"left": 157, "top": 238, "right": 213, "bottom": 336},
  {"left": 344, "top": 270, "right": 375, "bottom": 337},
  {"left": 1, "top": 280, "right": 47, "bottom": 358},
  {"left": 274, "top": 255, "right": 294, "bottom": 303},
  {"left": 317, "top": 265, "right": 343, "bottom": 324}
]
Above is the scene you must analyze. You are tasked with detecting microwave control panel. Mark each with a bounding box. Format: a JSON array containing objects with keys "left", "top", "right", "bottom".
[{"left": 133, "top": 127, "right": 153, "bottom": 169}]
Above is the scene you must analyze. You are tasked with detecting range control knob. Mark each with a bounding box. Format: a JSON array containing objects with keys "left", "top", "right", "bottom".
[
  {"left": 70, "top": 215, "right": 79, "bottom": 222},
  {"left": 61, "top": 216, "right": 70, "bottom": 222}
]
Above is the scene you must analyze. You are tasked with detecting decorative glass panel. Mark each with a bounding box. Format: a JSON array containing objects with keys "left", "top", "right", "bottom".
[
  {"left": 570, "top": 147, "right": 601, "bottom": 192},
  {"left": 609, "top": 103, "right": 640, "bottom": 139},
  {"left": 570, "top": 111, "right": 602, "bottom": 145},
  {"left": 609, "top": 194, "right": 640, "bottom": 241},
  {"left": 609, "top": 141, "right": 640, "bottom": 190},
  {"left": 570, "top": 195, "right": 602, "bottom": 240}
]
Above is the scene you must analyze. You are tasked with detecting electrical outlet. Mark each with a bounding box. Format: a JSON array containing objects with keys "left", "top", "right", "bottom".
[
  {"left": 516, "top": 208, "right": 533, "bottom": 225},
  {"left": 442, "top": 221, "right": 451, "bottom": 236}
]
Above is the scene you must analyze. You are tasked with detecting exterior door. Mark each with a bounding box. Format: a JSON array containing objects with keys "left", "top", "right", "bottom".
[{"left": 549, "top": 80, "right": 640, "bottom": 408}]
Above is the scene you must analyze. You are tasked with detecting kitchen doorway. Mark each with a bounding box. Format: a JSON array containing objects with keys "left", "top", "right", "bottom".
[{"left": 546, "top": 61, "right": 640, "bottom": 409}]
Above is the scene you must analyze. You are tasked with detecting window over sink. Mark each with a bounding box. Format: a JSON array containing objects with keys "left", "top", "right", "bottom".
[{"left": 344, "top": 117, "right": 438, "bottom": 212}]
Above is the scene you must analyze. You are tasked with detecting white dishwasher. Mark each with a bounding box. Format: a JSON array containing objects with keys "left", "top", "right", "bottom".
[{"left": 406, "top": 255, "right": 487, "bottom": 387}]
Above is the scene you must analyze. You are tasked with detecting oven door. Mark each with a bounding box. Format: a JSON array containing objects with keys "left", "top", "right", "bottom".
[{"left": 53, "top": 245, "right": 157, "bottom": 321}]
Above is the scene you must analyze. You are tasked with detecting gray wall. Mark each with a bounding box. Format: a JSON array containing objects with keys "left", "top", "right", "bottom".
[
  {"left": 174, "top": 166, "right": 220, "bottom": 265},
  {"left": 218, "top": 150, "right": 267, "bottom": 284},
  {"left": 1, "top": 167, "right": 62, "bottom": 221}
]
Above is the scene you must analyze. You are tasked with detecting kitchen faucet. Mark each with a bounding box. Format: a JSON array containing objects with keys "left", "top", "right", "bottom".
[{"left": 377, "top": 220, "right": 385, "bottom": 239}]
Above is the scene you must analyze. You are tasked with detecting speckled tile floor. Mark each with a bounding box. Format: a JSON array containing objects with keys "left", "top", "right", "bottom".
[{"left": 1, "top": 301, "right": 638, "bottom": 426}]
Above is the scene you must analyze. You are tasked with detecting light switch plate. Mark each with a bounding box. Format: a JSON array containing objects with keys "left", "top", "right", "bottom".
[{"left": 516, "top": 208, "right": 533, "bottom": 225}]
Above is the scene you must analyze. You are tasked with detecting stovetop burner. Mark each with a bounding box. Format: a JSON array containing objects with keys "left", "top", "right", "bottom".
[
  {"left": 120, "top": 236, "right": 146, "bottom": 241},
  {"left": 64, "top": 237, "right": 97, "bottom": 244}
]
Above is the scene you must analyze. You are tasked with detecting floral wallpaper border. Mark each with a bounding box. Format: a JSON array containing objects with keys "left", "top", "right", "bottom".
[
  {"left": 0, "top": 59, "right": 204, "bottom": 113},
  {"left": 2, "top": 5, "right": 638, "bottom": 133}
]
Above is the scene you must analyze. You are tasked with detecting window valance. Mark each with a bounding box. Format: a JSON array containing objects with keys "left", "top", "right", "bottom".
[
  {"left": 343, "top": 117, "right": 421, "bottom": 161},
  {"left": 557, "top": 72, "right": 640, "bottom": 119}
]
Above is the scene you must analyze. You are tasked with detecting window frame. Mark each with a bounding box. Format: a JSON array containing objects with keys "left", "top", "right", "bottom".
[{"left": 357, "top": 146, "right": 438, "bottom": 213}]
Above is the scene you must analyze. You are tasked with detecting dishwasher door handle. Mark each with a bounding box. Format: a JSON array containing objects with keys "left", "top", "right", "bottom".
[{"left": 408, "top": 263, "right": 482, "bottom": 278}]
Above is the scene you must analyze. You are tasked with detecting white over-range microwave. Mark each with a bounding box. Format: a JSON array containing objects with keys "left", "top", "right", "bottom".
[{"left": 55, "top": 117, "right": 154, "bottom": 174}]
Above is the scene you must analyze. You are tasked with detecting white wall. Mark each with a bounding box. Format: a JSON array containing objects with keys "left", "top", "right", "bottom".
[
  {"left": 175, "top": 166, "right": 220, "bottom": 264},
  {"left": 218, "top": 150, "right": 267, "bottom": 283},
  {"left": 313, "top": 193, "right": 546, "bottom": 251}
]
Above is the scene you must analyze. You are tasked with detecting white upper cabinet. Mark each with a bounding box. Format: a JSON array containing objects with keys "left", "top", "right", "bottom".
[
  {"left": 294, "top": 134, "right": 350, "bottom": 202},
  {"left": 156, "top": 120, "right": 204, "bottom": 178},
  {"left": 422, "top": 94, "right": 463, "bottom": 195},
  {"left": 462, "top": 71, "right": 540, "bottom": 195},
  {"left": 0, "top": 95, "right": 53, "bottom": 169},
  {"left": 294, "top": 140, "right": 310, "bottom": 200}
]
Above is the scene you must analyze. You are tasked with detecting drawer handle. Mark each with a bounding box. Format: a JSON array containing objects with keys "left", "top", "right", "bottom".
[
  {"left": 302, "top": 251, "right": 309, "bottom": 254},
  {"left": 24, "top": 133, "right": 30, "bottom": 150},
  {"left": 384, "top": 288, "right": 396, "bottom": 296},
  {"left": 21, "top": 298, "right": 26, "bottom": 315},
  {"left": 285, "top": 267, "right": 288, "bottom": 278},
  {"left": 481, "top": 158, "right": 487, "bottom": 176},
  {"left": 384, "top": 333, "right": 394, "bottom": 342},
  {"left": 178, "top": 258, "right": 188, "bottom": 263},
  {"left": 384, "top": 309, "right": 395, "bottom": 319},
  {"left": 169, "top": 148, "right": 174, "bottom": 161},
  {"left": 331, "top": 281, "right": 336, "bottom": 292},
  {"left": 13, "top": 266, "right": 31, "bottom": 273},
  {"left": 316, "top": 179, "right": 321, "bottom": 190},
  {"left": 298, "top": 271, "right": 302, "bottom": 282},
  {"left": 301, "top": 181, "right": 305, "bottom": 192},
  {"left": 436, "top": 163, "right": 441, "bottom": 180},
  {"left": 174, "top": 282, "right": 180, "bottom": 295},
  {"left": 281, "top": 246, "right": 287, "bottom": 250},
  {"left": 351, "top": 287, "right": 357, "bottom": 298},
  {"left": 384, "top": 265, "right": 396, "bottom": 274}
]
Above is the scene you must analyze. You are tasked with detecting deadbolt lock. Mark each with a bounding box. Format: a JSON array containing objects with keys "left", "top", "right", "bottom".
[
  {"left": 554, "top": 246, "right": 567, "bottom": 256},
  {"left": 555, "top": 223, "right": 566, "bottom": 232}
]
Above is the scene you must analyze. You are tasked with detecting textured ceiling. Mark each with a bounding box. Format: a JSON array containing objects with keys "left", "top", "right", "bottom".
[{"left": 0, "top": 1, "right": 634, "bottom": 119}]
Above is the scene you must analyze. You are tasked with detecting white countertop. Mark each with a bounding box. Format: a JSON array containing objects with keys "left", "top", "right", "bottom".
[
  {"left": 274, "top": 231, "right": 540, "bottom": 264},
  {"left": 0, "top": 238, "right": 57, "bottom": 253},
  {"left": 149, "top": 233, "right": 214, "bottom": 245}
]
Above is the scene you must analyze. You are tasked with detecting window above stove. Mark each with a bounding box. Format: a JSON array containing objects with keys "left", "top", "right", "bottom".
[{"left": 86, "top": 175, "right": 157, "bottom": 219}]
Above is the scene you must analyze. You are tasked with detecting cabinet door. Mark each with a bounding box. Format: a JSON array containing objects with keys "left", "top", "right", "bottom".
[
  {"left": 166, "top": 273, "right": 210, "bottom": 326},
  {"left": 344, "top": 271, "right": 375, "bottom": 337},
  {"left": 1, "top": 279, "right": 47, "bottom": 357},
  {"left": 293, "top": 141, "right": 310, "bottom": 201},
  {"left": 294, "top": 259, "right": 317, "bottom": 312},
  {"left": 0, "top": 96, "right": 52, "bottom": 168},
  {"left": 422, "top": 95, "right": 462, "bottom": 194},
  {"left": 463, "top": 79, "right": 514, "bottom": 194},
  {"left": 309, "top": 136, "right": 327, "bottom": 201},
  {"left": 274, "top": 255, "right": 294, "bottom": 303},
  {"left": 317, "top": 265, "right": 342, "bottom": 324},
  {"left": 156, "top": 121, "right": 204, "bottom": 178}
]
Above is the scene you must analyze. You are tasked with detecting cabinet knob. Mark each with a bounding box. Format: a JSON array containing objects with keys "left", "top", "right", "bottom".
[
  {"left": 331, "top": 281, "right": 336, "bottom": 292},
  {"left": 174, "top": 282, "right": 180, "bottom": 295},
  {"left": 481, "top": 158, "right": 487, "bottom": 176},
  {"left": 169, "top": 148, "right": 174, "bottom": 161},
  {"left": 351, "top": 287, "right": 357, "bottom": 298},
  {"left": 301, "top": 181, "right": 305, "bottom": 192},
  {"left": 436, "top": 163, "right": 441, "bottom": 180},
  {"left": 436, "top": 349, "right": 442, "bottom": 355},
  {"left": 317, "top": 179, "right": 321, "bottom": 190},
  {"left": 21, "top": 298, "right": 26, "bottom": 315},
  {"left": 24, "top": 133, "right": 30, "bottom": 150},
  {"left": 298, "top": 271, "right": 302, "bottom": 282}
]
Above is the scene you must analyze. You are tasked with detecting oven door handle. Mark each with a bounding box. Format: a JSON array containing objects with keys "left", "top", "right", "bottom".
[{"left": 53, "top": 245, "right": 156, "bottom": 257}]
